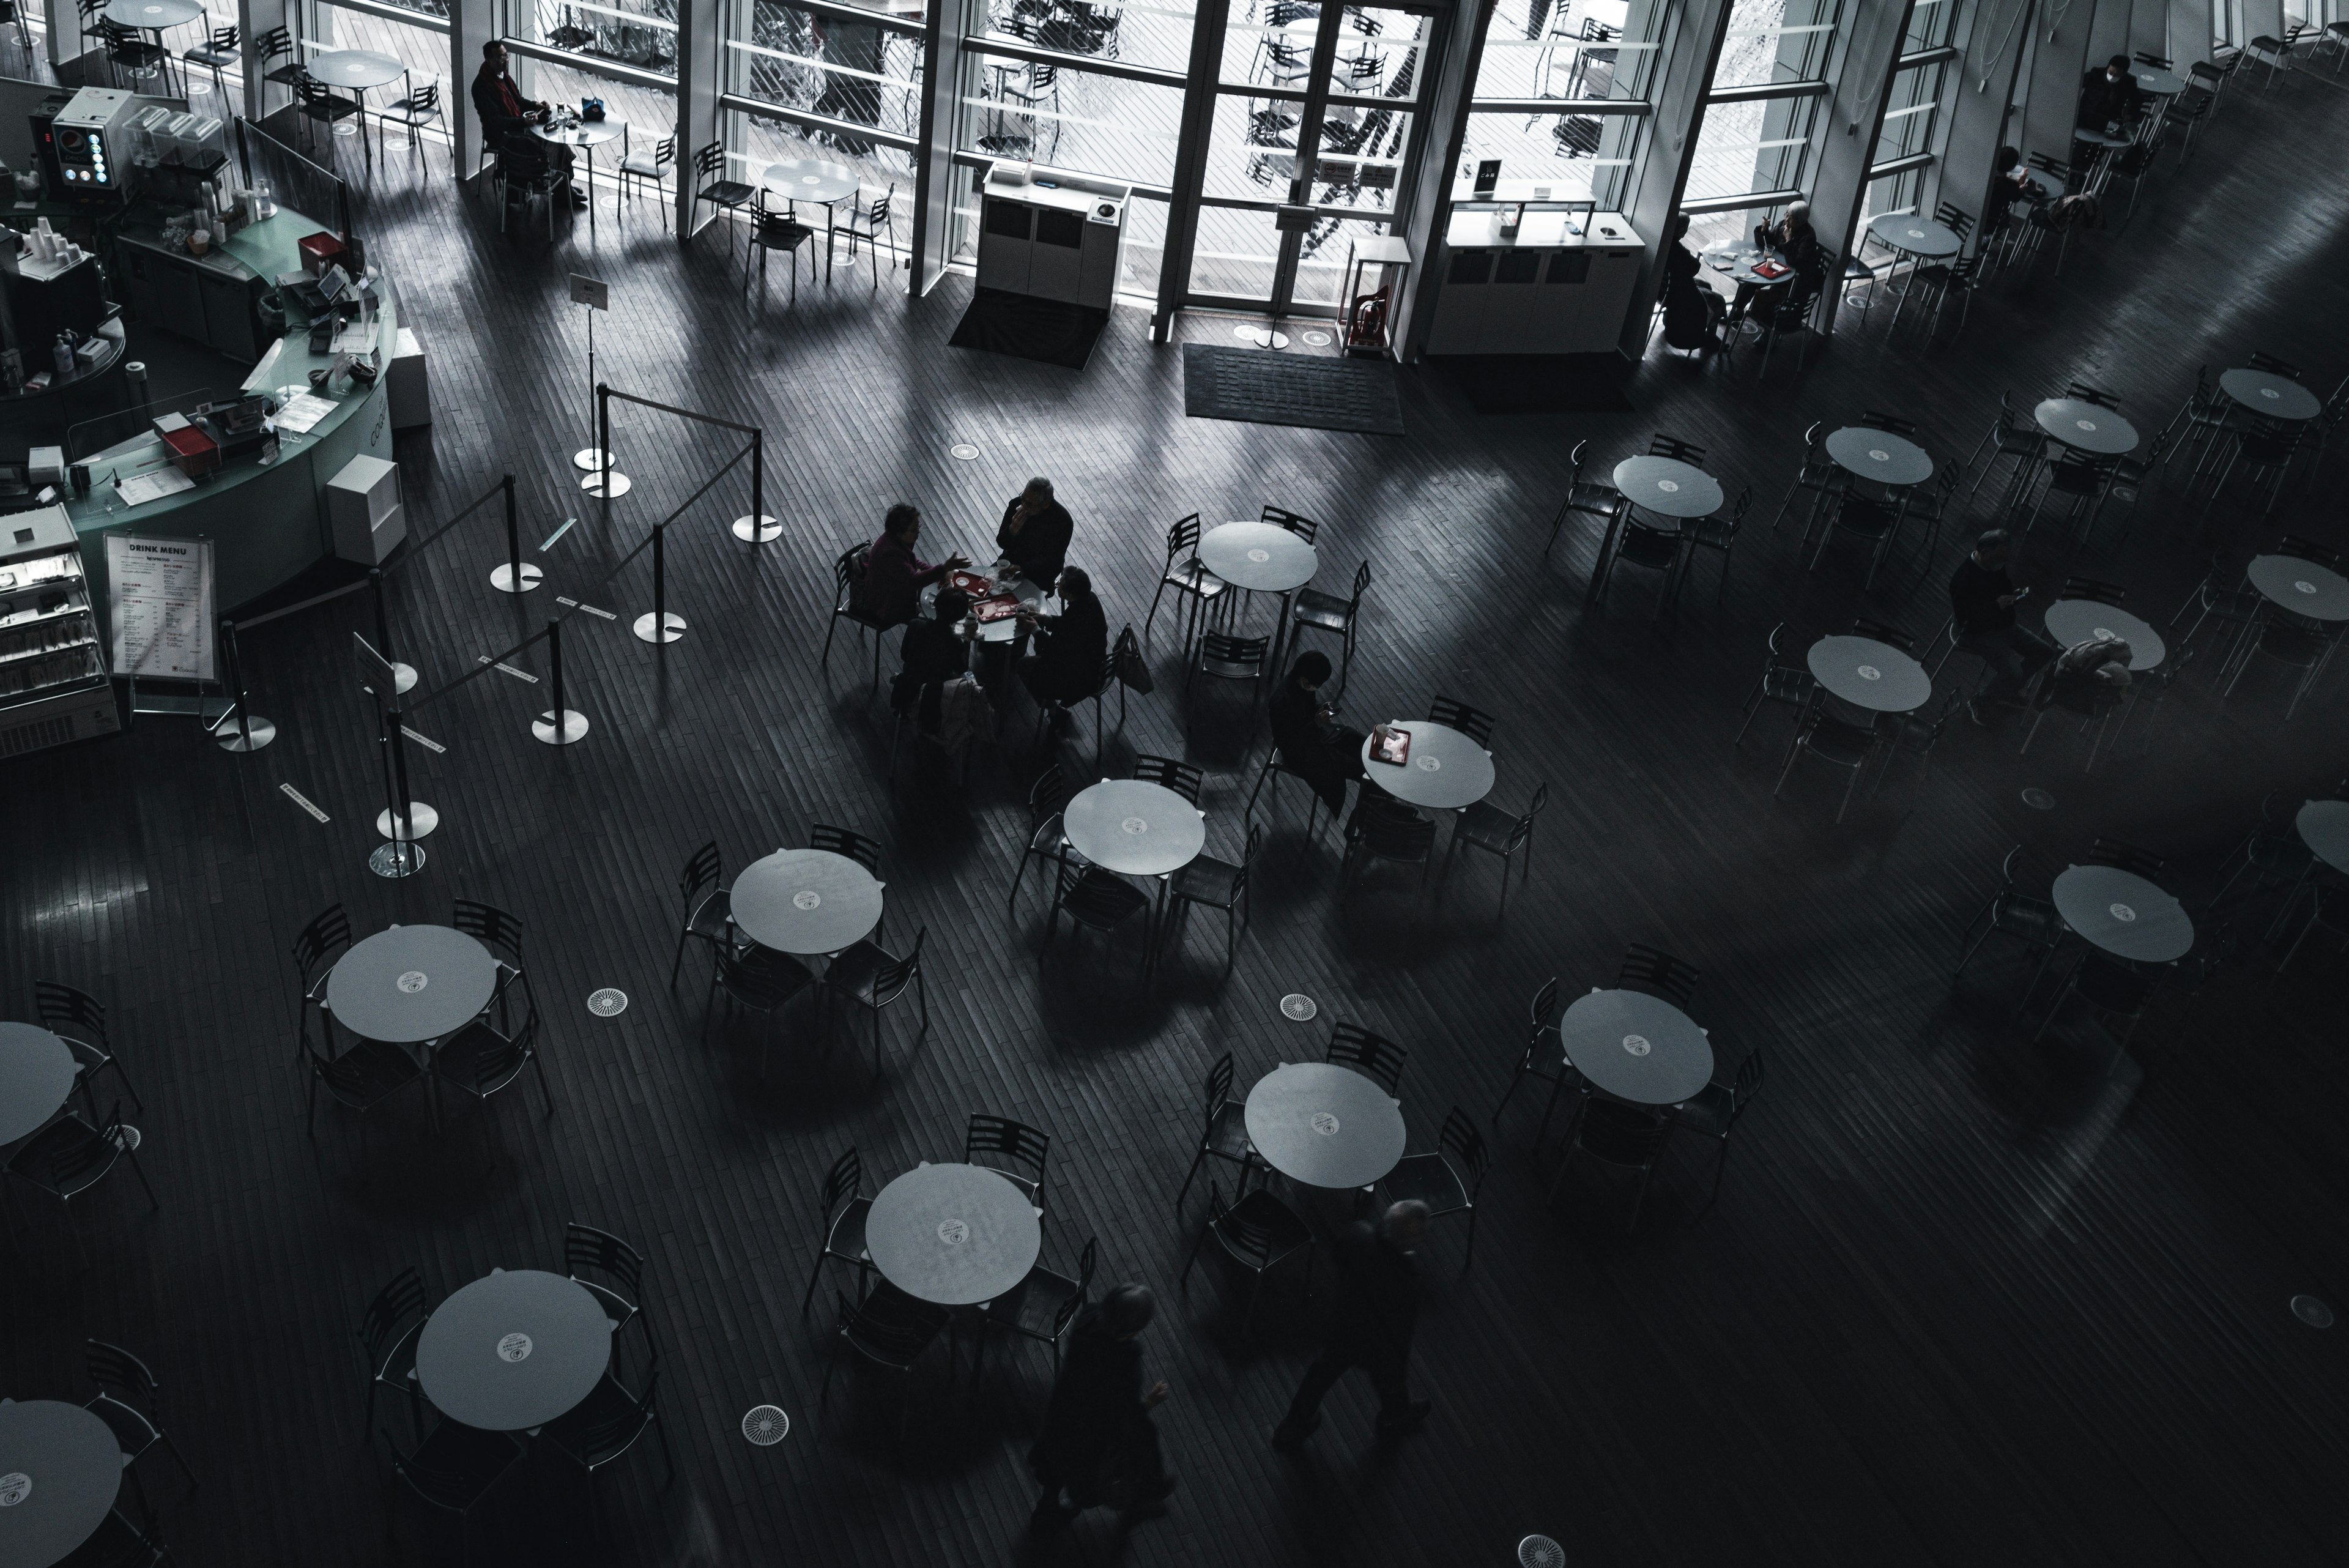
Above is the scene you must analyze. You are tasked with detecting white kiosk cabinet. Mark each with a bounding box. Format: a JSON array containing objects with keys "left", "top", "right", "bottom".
[
  {"left": 975, "top": 166, "right": 1129, "bottom": 310},
  {"left": 1427, "top": 198, "right": 1644, "bottom": 356},
  {"left": 326, "top": 454, "right": 405, "bottom": 565}
]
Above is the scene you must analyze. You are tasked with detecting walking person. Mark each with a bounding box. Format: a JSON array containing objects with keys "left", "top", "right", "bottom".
[
  {"left": 1271, "top": 1200, "right": 1431, "bottom": 1451},
  {"left": 1029, "top": 1283, "right": 1176, "bottom": 1537}
]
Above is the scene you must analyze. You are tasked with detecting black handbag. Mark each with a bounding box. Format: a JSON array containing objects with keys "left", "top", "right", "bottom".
[{"left": 1112, "top": 627, "right": 1152, "bottom": 694}]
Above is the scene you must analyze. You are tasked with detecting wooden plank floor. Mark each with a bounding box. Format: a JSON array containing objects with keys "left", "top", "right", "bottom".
[{"left": 7, "top": 78, "right": 2349, "bottom": 1568}]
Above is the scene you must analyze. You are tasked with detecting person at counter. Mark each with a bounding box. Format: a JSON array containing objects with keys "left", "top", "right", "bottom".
[
  {"left": 2077, "top": 55, "right": 2142, "bottom": 132},
  {"left": 997, "top": 477, "right": 1074, "bottom": 590},
  {"left": 473, "top": 40, "right": 589, "bottom": 208},
  {"left": 1727, "top": 201, "right": 1822, "bottom": 325},
  {"left": 858, "top": 502, "right": 969, "bottom": 628}
]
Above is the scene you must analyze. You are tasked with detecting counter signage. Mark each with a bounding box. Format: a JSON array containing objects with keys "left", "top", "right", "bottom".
[{"left": 105, "top": 533, "right": 215, "bottom": 681}]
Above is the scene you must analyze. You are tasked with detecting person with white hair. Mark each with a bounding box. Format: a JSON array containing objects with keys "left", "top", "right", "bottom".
[
  {"left": 1729, "top": 200, "right": 1824, "bottom": 323},
  {"left": 1271, "top": 1200, "right": 1432, "bottom": 1450}
]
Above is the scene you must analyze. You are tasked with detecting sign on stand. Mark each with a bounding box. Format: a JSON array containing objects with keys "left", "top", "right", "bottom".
[{"left": 106, "top": 535, "right": 215, "bottom": 681}]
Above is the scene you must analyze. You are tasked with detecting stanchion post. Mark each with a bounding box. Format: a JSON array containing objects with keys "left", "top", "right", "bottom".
[
  {"left": 632, "top": 521, "right": 686, "bottom": 643},
  {"left": 584, "top": 384, "right": 632, "bottom": 499},
  {"left": 369, "top": 569, "right": 417, "bottom": 693},
  {"left": 491, "top": 472, "right": 541, "bottom": 593},
  {"left": 368, "top": 706, "right": 424, "bottom": 876},
  {"left": 733, "top": 428, "right": 779, "bottom": 544},
  {"left": 533, "top": 617, "right": 590, "bottom": 743},
  {"left": 214, "top": 618, "right": 276, "bottom": 752}
]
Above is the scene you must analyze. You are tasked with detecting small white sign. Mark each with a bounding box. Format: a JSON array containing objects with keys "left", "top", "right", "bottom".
[
  {"left": 793, "top": 890, "right": 822, "bottom": 910},
  {"left": 1657, "top": 479, "right": 1680, "bottom": 493},
  {"left": 396, "top": 970, "right": 429, "bottom": 993},
  {"left": 1858, "top": 665, "right": 1882, "bottom": 680},
  {"left": 1310, "top": 1111, "right": 1340, "bottom": 1135},
  {"left": 1247, "top": 548, "right": 1271, "bottom": 562},
  {"left": 0, "top": 1473, "right": 28, "bottom": 1507},
  {"left": 1416, "top": 756, "right": 1441, "bottom": 771},
  {"left": 1122, "top": 816, "right": 1149, "bottom": 834},
  {"left": 1622, "top": 1034, "right": 1652, "bottom": 1056},
  {"left": 937, "top": 1219, "right": 970, "bottom": 1245},
  {"left": 568, "top": 273, "right": 610, "bottom": 310},
  {"left": 497, "top": 1332, "right": 534, "bottom": 1362},
  {"left": 1868, "top": 449, "right": 1890, "bottom": 462},
  {"left": 2109, "top": 903, "right": 2137, "bottom": 923}
]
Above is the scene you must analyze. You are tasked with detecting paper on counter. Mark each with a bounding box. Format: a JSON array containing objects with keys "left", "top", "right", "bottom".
[
  {"left": 116, "top": 466, "right": 197, "bottom": 508},
  {"left": 272, "top": 392, "right": 339, "bottom": 434}
]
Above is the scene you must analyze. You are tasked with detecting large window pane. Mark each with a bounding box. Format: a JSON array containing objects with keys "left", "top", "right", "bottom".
[
  {"left": 1313, "top": 6, "right": 1430, "bottom": 97},
  {"left": 1288, "top": 213, "right": 1390, "bottom": 305},
  {"left": 522, "top": 56, "right": 679, "bottom": 144},
  {"left": 957, "top": 53, "right": 1185, "bottom": 185},
  {"left": 1200, "top": 92, "right": 1410, "bottom": 208},
  {"left": 1684, "top": 89, "right": 1822, "bottom": 203},
  {"left": 1190, "top": 204, "right": 1283, "bottom": 299},
  {"left": 1871, "top": 58, "right": 1943, "bottom": 164},
  {"left": 1454, "top": 110, "right": 1639, "bottom": 206},
  {"left": 1901, "top": 0, "right": 1954, "bottom": 53},
  {"left": 976, "top": 0, "right": 1197, "bottom": 73},
  {"left": 1708, "top": 0, "right": 1843, "bottom": 88},
  {"left": 734, "top": 113, "right": 914, "bottom": 208},
  {"left": 1220, "top": 0, "right": 1319, "bottom": 87},
  {"left": 528, "top": 0, "right": 678, "bottom": 76},
  {"left": 1471, "top": 0, "right": 1669, "bottom": 103},
  {"left": 729, "top": 0, "right": 922, "bottom": 146}
]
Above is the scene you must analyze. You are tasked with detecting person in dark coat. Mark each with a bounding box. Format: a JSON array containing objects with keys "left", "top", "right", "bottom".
[
  {"left": 997, "top": 477, "right": 1075, "bottom": 590},
  {"left": 1660, "top": 213, "right": 1726, "bottom": 352},
  {"left": 1271, "top": 1201, "right": 1431, "bottom": 1449},
  {"left": 1268, "top": 650, "right": 1371, "bottom": 820},
  {"left": 2079, "top": 55, "right": 2142, "bottom": 130},
  {"left": 891, "top": 588, "right": 970, "bottom": 732},
  {"left": 1017, "top": 567, "right": 1108, "bottom": 713},
  {"left": 857, "top": 502, "right": 969, "bottom": 629},
  {"left": 470, "top": 41, "right": 587, "bottom": 207},
  {"left": 1730, "top": 201, "right": 1823, "bottom": 324},
  {"left": 1030, "top": 1283, "right": 1174, "bottom": 1537},
  {"left": 1949, "top": 529, "right": 2056, "bottom": 719}
]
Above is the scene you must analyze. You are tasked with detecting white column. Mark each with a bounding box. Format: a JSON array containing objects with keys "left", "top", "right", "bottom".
[{"left": 672, "top": 0, "right": 719, "bottom": 237}]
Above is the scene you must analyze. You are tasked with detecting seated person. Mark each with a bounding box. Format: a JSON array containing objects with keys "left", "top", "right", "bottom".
[
  {"left": 1269, "top": 650, "right": 1373, "bottom": 820},
  {"left": 997, "top": 477, "right": 1074, "bottom": 590},
  {"left": 2046, "top": 635, "right": 2133, "bottom": 710},
  {"left": 892, "top": 588, "right": 972, "bottom": 731},
  {"left": 1730, "top": 202, "right": 1823, "bottom": 323},
  {"left": 1660, "top": 214, "right": 1727, "bottom": 353},
  {"left": 472, "top": 40, "right": 587, "bottom": 208},
  {"left": 1949, "top": 529, "right": 2058, "bottom": 720},
  {"left": 857, "top": 502, "right": 969, "bottom": 629},
  {"left": 1016, "top": 567, "right": 1108, "bottom": 718},
  {"left": 2078, "top": 55, "right": 2142, "bottom": 131},
  {"left": 1990, "top": 146, "right": 2042, "bottom": 218}
]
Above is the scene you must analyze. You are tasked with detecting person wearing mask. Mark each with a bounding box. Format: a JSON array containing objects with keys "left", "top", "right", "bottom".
[
  {"left": 1660, "top": 212, "right": 1727, "bottom": 353},
  {"left": 2079, "top": 55, "right": 2142, "bottom": 131},
  {"left": 1269, "top": 650, "right": 1375, "bottom": 822},
  {"left": 1271, "top": 1201, "right": 1432, "bottom": 1450},
  {"left": 891, "top": 587, "right": 970, "bottom": 732},
  {"left": 1949, "top": 529, "right": 2057, "bottom": 721},
  {"left": 1028, "top": 1283, "right": 1176, "bottom": 1537},
  {"left": 856, "top": 502, "right": 969, "bottom": 629},
  {"left": 1730, "top": 201, "right": 1822, "bottom": 324},
  {"left": 996, "top": 477, "right": 1074, "bottom": 591},
  {"left": 1015, "top": 566, "right": 1108, "bottom": 718},
  {"left": 472, "top": 40, "right": 588, "bottom": 209}
]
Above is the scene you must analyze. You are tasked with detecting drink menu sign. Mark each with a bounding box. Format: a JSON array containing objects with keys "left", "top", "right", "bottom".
[{"left": 105, "top": 534, "right": 216, "bottom": 682}]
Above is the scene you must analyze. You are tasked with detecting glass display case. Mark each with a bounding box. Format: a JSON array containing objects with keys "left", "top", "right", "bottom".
[{"left": 0, "top": 505, "right": 119, "bottom": 757}]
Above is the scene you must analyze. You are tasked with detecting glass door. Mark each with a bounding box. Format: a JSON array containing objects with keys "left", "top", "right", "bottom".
[{"left": 1190, "top": 2, "right": 1440, "bottom": 314}]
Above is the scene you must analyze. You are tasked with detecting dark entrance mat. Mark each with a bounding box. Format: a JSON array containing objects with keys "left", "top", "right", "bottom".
[
  {"left": 1437, "top": 353, "right": 1636, "bottom": 414},
  {"left": 1182, "top": 343, "right": 1406, "bottom": 436},
  {"left": 948, "top": 288, "right": 1111, "bottom": 371}
]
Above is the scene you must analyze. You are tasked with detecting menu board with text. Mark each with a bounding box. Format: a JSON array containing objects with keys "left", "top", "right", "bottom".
[{"left": 105, "top": 534, "right": 215, "bottom": 682}]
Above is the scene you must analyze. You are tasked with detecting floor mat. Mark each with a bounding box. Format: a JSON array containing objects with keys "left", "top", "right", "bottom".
[
  {"left": 1438, "top": 354, "right": 1636, "bottom": 414},
  {"left": 1182, "top": 344, "right": 1406, "bottom": 436},
  {"left": 948, "top": 288, "right": 1111, "bottom": 371}
]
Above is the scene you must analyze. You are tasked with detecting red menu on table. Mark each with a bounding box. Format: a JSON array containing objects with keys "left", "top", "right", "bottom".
[
  {"left": 972, "top": 593, "right": 1024, "bottom": 624},
  {"left": 1367, "top": 724, "right": 1411, "bottom": 765},
  {"left": 948, "top": 570, "right": 994, "bottom": 596}
]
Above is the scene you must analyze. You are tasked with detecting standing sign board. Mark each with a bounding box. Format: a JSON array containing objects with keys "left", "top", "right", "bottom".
[{"left": 105, "top": 535, "right": 216, "bottom": 682}]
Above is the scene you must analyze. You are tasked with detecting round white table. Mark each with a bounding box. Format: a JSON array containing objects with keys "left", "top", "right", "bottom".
[
  {"left": 1359, "top": 719, "right": 1495, "bottom": 810},
  {"left": 414, "top": 1269, "right": 612, "bottom": 1432},
  {"left": 0, "top": 1022, "right": 76, "bottom": 1146},
  {"left": 2071, "top": 125, "right": 2131, "bottom": 148},
  {"left": 103, "top": 0, "right": 198, "bottom": 25},
  {"left": 305, "top": 48, "right": 405, "bottom": 89},
  {"left": 2218, "top": 368, "right": 2320, "bottom": 422},
  {"left": 1701, "top": 245, "right": 1793, "bottom": 291},
  {"left": 921, "top": 565, "right": 1044, "bottom": 647},
  {"left": 1062, "top": 779, "right": 1205, "bottom": 877},
  {"left": 2043, "top": 600, "right": 2165, "bottom": 670},
  {"left": 2023, "top": 167, "right": 2063, "bottom": 200},
  {"left": 536, "top": 117, "right": 626, "bottom": 217},
  {"left": 2296, "top": 798, "right": 2349, "bottom": 874},
  {"left": 1868, "top": 215, "right": 1961, "bottom": 334},
  {"left": 1824, "top": 426, "right": 1933, "bottom": 488},
  {"left": 2246, "top": 555, "right": 2349, "bottom": 622},
  {"left": 731, "top": 848, "right": 885, "bottom": 956},
  {"left": 2033, "top": 398, "right": 2138, "bottom": 456},
  {"left": 1806, "top": 634, "right": 1932, "bottom": 713},
  {"left": 1242, "top": 1060, "right": 1407, "bottom": 1189},
  {"left": 2051, "top": 864, "right": 2193, "bottom": 964},
  {"left": 2133, "top": 66, "right": 2186, "bottom": 95},
  {"left": 1200, "top": 521, "right": 1319, "bottom": 663},
  {"left": 0, "top": 1399, "right": 121, "bottom": 1568},
  {"left": 327, "top": 926, "right": 499, "bottom": 1046},
  {"left": 864, "top": 1161, "right": 1042, "bottom": 1306},
  {"left": 1610, "top": 456, "right": 1722, "bottom": 519},
  {"left": 1558, "top": 988, "right": 1713, "bottom": 1106},
  {"left": 764, "top": 158, "right": 861, "bottom": 275}
]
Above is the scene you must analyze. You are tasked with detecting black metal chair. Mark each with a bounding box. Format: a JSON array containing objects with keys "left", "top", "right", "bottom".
[
  {"left": 1187, "top": 627, "right": 1270, "bottom": 714},
  {"left": 1547, "top": 1099, "right": 1677, "bottom": 1232},
  {"left": 1324, "top": 1020, "right": 1407, "bottom": 1094},
  {"left": 2030, "top": 949, "right": 2155, "bottom": 1049},
  {"left": 800, "top": 1146, "right": 877, "bottom": 1317},
  {"left": 1130, "top": 752, "right": 1204, "bottom": 804},
  {"left": 979, "top": 1235, "right": 1096, "bottom": 1385},
  {"left": 1547, "top": 438, "right": 1625, "bottom": 558},
  {"left": 1378, "top": 1108, "right": 1489, "bottom": 1273},
  {"left": 357, "top": 1265, "right": 431, "bottom": 1447},
  {"left": 293, "top": 73, "right": 363, "bottom": 154},
  {"left": 1341, "top": 796, "right": 1439, "bottom": 899},
  {"left": 820, "top": 543, "right": 898, "bottom": 689},
  {"left": 1953, "top": 845, "right": 2065, "bottom": 984},
  {"left": 539, "top": 1366, "right": 675, "bottom": 1520},
  {"left": 618, "top": 133, "right": 678, "bottom": 221},
  {"left": 181, "top": 23, "right": 237, "bottom": 101},
  {"left": 2208, "top": 792, "right": 2317, "bottom": 913},
  {"left": 2018, "top": 666, "right": 2125, "bottom": 772},
  {"left": 1163, "top": 823, "right": 1261, "bottom": 972},
  {"left": 820, "top": 926, "right": 929, "bottom": 1083},
  {"left": 1008, "top": 764, "right": 1085, "bottom": 909},
  {"left": 1733, "top": 622, "right": 1819, "bottom": 747},
  {"left": 1144, "top": 513, "right": 1228, "bottom": 655},
  {"left": 1672, "top": 1049, "right": 1764, "bottom": 1206},
  {"left": 831, "top": 183, "right": 901, "bottom": 286},
  {"left": 1173, "top": 1050, "right": 1258, "bottom": 1214},
  {"left": 566, "top": 1222, "right": 656, "bottom": 1375},
  {"left": 820, "top": 1283, "right": 951, "bottom": 1458},
  {"left": 97, "top": 18, "right": 168, "bottom": 90},
  {"left": 376, "top": 80, "right": 444, "bottom": 176},
  {"left": 1595, "top": 508, "right": 1688, "bottom": 620},
  {"left": 1770, "top": 421, "right": 1849, "bottom": 537},
  {"left": 1425, "top": 694, "right": 1496, "bottom": 747},
  {"left": 1443, "top": 783, "right": 1547, "bottom": 923},
  {"left": 1682, "top": 486, "right": 1752, "bottom": 604},
  {"left": 84, "top": 1341, "right": 199, "bottom": 1517},
  {"left": 291, "top": 902, "right": 353, "bottom": 1060},
  {"left": 703, "top": 945, "right": 816, "bottom": 1078},
  {"left": 1243, "top": 741, "right": 1344, "bottom": 841},
  {"left": 1806, "top": 489, "right": 1904, "bottom": 589},
  {"left": 35, "top": 980, "right": 141, "bottom": 1121},
  {"left": 748, "top": 188, "right": 817, "bottom": 302},
  {"left": 1180, "top": 1180, "right": 1314, "bottom": 1343},
  {"left": 1619, "top": 942, "right": 1701, "bottom": 1006},
  {"left": 670, "top": 840, "right": 735, "bottom": 988},
  {"left": 428, "top": 1004, "right": 554, "bottom": 1173},
  {"left": 691, "top": 141, "right": 757, "bottom": 262},
  {"left": 1288, "top": 559, "right": 1370, "bottom": 698},
  {"left": 1261, "top": 503, "right": 1319, "bottom": 543},
  {"left": 494, "top": 130, "right": 570, "bottom": 237},
  {"left": 1043, "top": 861, "right": 1154, "bottom": 987},
  {"left": 966, "top": 1112, "right": 1051, "bottom": 1206},
  {"left": 1491, "top": 976, "right": 1590, "bottom": 1150},
  {"left": 1962, "top": 390, "right": 2047, "bottom": 510},
  {"left": 451, "top": 897, "right": 532, "bottom": 1030},
  {"left": 1773, "top": 696, "right": 1881, "bottom": 823},
  {"left": 382, "top": 1416, "right": 527, "bottom": 1566},
  {"left": 2, "top": 1101, "right": 154, "bottom": 1269},
  {"left": 304, "top": 1037, "right": 425, "bottom": 1173}
]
